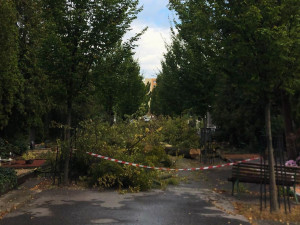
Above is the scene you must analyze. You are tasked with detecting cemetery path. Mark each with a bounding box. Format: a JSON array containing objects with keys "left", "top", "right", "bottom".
[
  {"left": 1, "top": 157, "right": 296, "bottom": 225},
  {"left": 0, "top": 181, "right": 250, "bottom": 225},
  {"left": 0, "top": 157, "right": 251, "bottom": 225}
]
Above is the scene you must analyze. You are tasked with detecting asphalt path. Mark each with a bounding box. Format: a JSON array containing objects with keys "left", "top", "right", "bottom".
[{"left": 0, "top": 179, "right": 250, "bottom": 225}]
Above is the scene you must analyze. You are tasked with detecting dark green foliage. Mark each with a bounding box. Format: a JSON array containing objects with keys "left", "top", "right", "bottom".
[
  {"left": 1, "top": 0, "right": 50, "bottom": 145},
  {"left": 37, "top": 0, "right": 146, "bottom": 134},
  {"left": 16, "top": 0, "right": 50, "bottom": 129},
  {"left": 0, "top": 138, "right": 28, "bottom": 158},
  {"left": 0, "top": 0, "right": 23, "bottom": 130},
  {"left": 292, "top": 89, "right": 300, "bottom": 128},
  {"left": 211, "top": 0, "right": 300, "bottom": 151},
  {"left": 40, "top": 0, "right": 142, "bottom": 111},
  {"left": 93, "top": 45, "right": 148, "bottom": 122},
  {"left": 160, "top": 116, "right": 199, "bottom": 149},
  {"left": 211, "top": 79, "right": 265, "bottom": 149},
  {"left": 151, "top": 33, "right": 214, "bottom": 117},
  {"left": 0, "top": 138, "right": 14, "bottom": 158},
  {"left": 164, "top": 0, "right": 300, "bottom": 152},
  {"left": 0, "top": 168, "right": 17, "bottom": 194},
  {"left": 88, "top": 161, "right": 124, "bottom": 188}
]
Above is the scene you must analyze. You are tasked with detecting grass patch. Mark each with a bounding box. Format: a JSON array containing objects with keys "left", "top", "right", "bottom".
[{"left": 165, "top": 177, "right": 179, "bottom": 185}]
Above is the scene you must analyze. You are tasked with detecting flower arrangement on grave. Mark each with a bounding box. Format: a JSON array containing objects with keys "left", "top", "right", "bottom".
[{"left": 22, "top": 152, "right": 35, "bottom": 164}]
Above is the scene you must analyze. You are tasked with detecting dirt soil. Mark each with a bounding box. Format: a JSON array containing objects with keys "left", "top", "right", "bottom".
[
  {"left": 223, "top": 154, "right": 260, "bottom": 161},
  {"left": 15, "top": 169, "right": 35, "bottom": 176},
  {"left": 2, "top": 160, "right": 46, "bottom": 169}
]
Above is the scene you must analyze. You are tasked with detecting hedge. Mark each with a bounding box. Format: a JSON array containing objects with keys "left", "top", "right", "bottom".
[{"left": 0, "top": 167, "right": 17, "bottom": 194}]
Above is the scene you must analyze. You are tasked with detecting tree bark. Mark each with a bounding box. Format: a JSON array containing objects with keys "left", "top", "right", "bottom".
[
  {"left": 165, "top": 146, "right": 193, "bottom": 158},
  {"left": 63, "top": 101, "right": 72, "bottom": 185},
  {"left": 281, "top": 91, "right": 297, "bottom": 159},
  {"left": 107, "top": 95, "right": 115, "bottom": 126},
  {"left": 265, "top": 101, "right": 279, "bottom": 212},
  {"left": 29, "top": 127, "right": 35, "bottom": 150}
]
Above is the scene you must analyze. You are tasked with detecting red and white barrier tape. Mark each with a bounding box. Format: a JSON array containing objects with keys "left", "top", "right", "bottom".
[{"left": 86, "top": 152, "right": 260, "bottom": 171}]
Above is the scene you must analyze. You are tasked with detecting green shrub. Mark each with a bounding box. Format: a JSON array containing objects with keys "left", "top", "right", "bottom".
[
  {"left": 73, "top": 116, "right": 198, "bottom": 191},
  {"left": 0, "top": 168, "right": 17, "bottom": 194},
  {"left": 13, "top": 138, "right": 28, "bottom": 154},
  {"left": 22, "top": 151, "right": 36, "bottom": 160},
  {"left": 75, "top": 119, "right": 170, "bottom": 191},
  {"left": 0, "top": 138, "right": 28, "bottom": 158},
  {"left": 88, "top": 161, "right": 124, "bottom": 187},
  {"left": 160, "top": 116, "right": 199, "bottom": 149},
  {"left": 0, "top": 138, "right": 14, "bottom": 158}
]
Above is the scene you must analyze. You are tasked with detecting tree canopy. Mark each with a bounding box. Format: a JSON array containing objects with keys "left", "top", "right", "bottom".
[
  {"left": 152, "top": 0, "right": 300, "bottom": 150},
  {"left": 0, "top": 0, "right": 148, "bottom": 173},
  {"left": 0, "top": 0, "right": 22, "bottom": 130}
]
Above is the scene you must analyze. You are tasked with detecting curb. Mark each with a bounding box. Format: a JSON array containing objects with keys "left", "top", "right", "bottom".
[
  {"left": 0, "top": 170, "right": 37, "bottom": 197},
  {"left": 17, "top": 170, "right": 37, "bottom": 185},
  {"left": 0, "top": 177, "right": 44, "bottom": 219}
]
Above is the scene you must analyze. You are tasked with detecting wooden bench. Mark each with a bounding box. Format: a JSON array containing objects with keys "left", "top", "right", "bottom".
[{"left": 228, "top": 162, "right": 300, "bottom": 203}]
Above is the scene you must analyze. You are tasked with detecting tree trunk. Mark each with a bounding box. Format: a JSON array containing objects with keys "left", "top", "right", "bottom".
[
  {"left": 63, "top": 101, "right": 72, "bottom": 185},
  {"left": 265, "top": 101, "right": 279, "bottom": 212},
  {"left": 281, "top": 91, "right": 297, "bottom": 159},
  {"left": 165, "top": 146, "right": 193, "bottom": 158},
  {"left": 107, "top": 101, "right": 114, "bottom": 125},
  {"left": 29, "top": 127, "right": 35, "bottom": 150}
]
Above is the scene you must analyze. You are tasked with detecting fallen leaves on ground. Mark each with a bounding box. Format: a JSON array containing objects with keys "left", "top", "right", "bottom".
[
  {"left": 30, "top": 178, "right": 52, "bottom": 191},
  {"left": 30, "top": 178, "right": 87, "bottom": 191},
  {"left": 233, "top": 201, "right": 300, "bottom": 225},
  {"left": 15, "top": 169, "right": 34, "bottom": 176}
]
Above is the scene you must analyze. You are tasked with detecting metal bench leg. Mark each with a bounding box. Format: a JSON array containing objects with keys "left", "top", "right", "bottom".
[
  {"left": 232, "top": 180, "right": 239, "bottom": 198},
  {"left": 237, "top": 181, "right": 240, "bottom": 200},
  {"left": 293, "top": 184, "right": 298, "bottom": 204}
]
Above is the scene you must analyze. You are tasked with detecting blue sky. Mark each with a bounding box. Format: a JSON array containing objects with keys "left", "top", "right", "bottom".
[
  {"left": 138, "top": 0, "right": 171, "bottom": 28},
  {"left": 126, "top": 0, "right": 174, "bottom": 78}
]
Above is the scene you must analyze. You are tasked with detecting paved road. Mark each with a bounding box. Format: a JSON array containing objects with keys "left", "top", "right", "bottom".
[{"left": 0, "top": 180, "right": 250, "bottom": 225}]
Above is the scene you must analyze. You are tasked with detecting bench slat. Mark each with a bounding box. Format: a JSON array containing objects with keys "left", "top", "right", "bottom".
[{"left": 229, "top": 162, "right": 300, "bottom": 186}]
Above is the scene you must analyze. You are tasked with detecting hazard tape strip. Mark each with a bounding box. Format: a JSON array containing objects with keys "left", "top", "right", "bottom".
[{"left": 86, "top": 152, "right": 260, "bottom": 171}]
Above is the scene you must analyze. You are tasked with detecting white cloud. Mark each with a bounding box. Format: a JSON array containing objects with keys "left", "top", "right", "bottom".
[
  {"left": 126, "top": 21, "right": 172, "bottom": 78},
  {"left": 122, "top": 0, "right": 178, "bottom": 78}
]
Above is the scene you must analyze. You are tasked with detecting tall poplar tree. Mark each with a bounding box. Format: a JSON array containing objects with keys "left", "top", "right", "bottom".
[
  {"left": 15, "top": 0, "right": 49, "bottom": 144},
  {"left": 93, "top": 43, "right": 148, "bottom": 123},
  {"left": 152, "top": 32, "right": 215, "bottom": 116}
]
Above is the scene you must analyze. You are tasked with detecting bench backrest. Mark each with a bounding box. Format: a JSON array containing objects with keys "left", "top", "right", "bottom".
[{"left": 232, "top": 162, "right": 300, "bottom": 185}]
